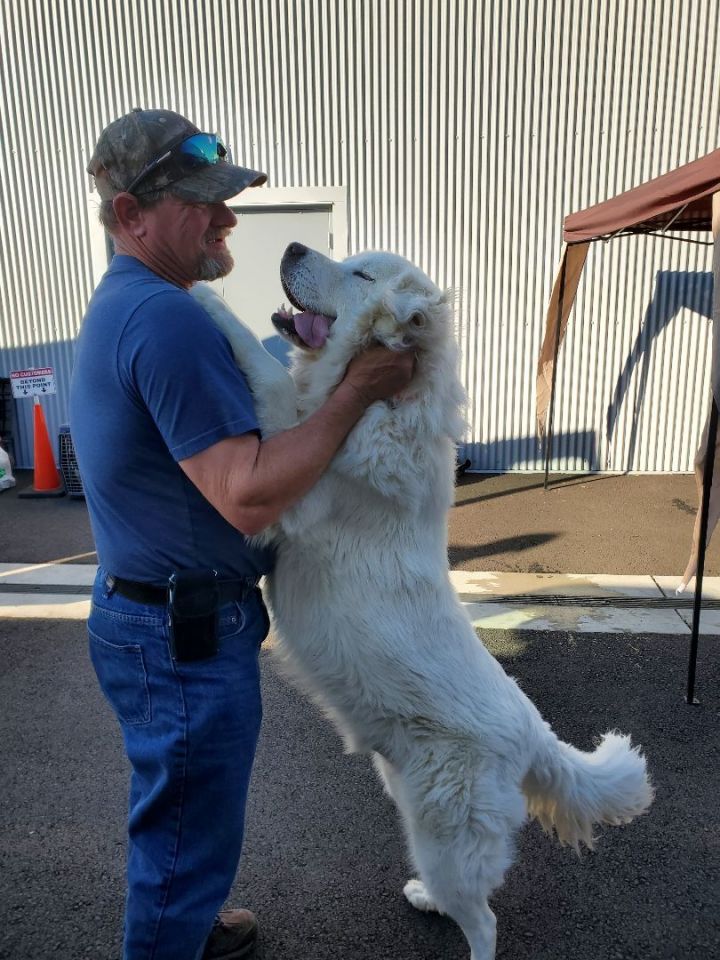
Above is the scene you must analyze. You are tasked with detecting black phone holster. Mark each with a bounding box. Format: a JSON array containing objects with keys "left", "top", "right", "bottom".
[{"left": 168, "top": 569, "right": 220, "bottom": 662}]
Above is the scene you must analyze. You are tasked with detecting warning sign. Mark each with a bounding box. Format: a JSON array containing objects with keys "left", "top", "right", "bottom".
[{"left": 10, "top": 367, "right": 57, "bottom": 399}]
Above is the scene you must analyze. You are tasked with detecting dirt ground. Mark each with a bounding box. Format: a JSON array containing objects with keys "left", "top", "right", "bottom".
[{"left": 448, "top": 471, "right": 719, "bottom": 575}]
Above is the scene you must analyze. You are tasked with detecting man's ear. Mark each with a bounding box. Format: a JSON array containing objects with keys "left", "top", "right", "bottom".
[{"left": 112, "top": 192, "right": 147, "bottom": 236}]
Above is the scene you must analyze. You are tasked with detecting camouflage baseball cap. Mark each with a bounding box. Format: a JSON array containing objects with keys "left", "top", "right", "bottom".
[{"left": 87, "top": 108, "right": 266, "bottom": 202}]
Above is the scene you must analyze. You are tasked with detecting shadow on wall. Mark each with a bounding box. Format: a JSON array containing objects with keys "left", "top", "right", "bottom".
[
  {"left": 462, "top": 430, "right": 598, "bottom": 472},
  {"left": 464, "top": 271, "right": 712, "bottom": 474},
  {"left": 606, "top": 270, "right": 713, "bottom": 465}
]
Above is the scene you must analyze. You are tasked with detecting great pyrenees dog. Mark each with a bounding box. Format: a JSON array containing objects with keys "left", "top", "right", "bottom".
[{"left": 190, "top": 244, "right": 653, "bottom": 960}]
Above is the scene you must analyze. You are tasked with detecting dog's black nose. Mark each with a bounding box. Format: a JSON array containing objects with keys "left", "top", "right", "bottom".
[{"left": 286, "top": 242, "right": 308, "bottom": 259}]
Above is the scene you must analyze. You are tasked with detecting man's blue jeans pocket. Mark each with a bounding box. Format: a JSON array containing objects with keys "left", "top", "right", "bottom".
[{"left": 89, "top": 630, "right": 152, "bottom": 725}]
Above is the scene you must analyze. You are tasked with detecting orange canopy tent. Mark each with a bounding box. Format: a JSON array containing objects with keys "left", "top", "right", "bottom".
[{"left": 536, "top": 148, "right": 720, "bottom": 704}]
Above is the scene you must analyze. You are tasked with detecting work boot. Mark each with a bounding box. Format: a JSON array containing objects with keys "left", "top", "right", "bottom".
[{"left": 201, "top": 909, "right": 259, "bottom": 959}]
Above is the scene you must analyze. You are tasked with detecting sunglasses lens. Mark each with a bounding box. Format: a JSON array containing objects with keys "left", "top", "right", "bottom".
[
  {"left": 178, "top": 134, "right": 225, "bottom": 167},
  {"left": 128, "top": 132, "right": 231, "bottom": 193}
]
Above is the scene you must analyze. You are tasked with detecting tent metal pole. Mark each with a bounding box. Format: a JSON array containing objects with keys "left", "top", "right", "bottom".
[
  {"left": 686, "top": 397, "right": 718, "bottom": 704},
  {"left": 544, "top": 252, "right": 568, "bottom": 490}
]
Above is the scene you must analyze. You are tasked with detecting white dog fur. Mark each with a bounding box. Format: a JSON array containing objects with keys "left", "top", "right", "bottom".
[{"left": 190, "top": 248, "right": 653, "bottom": 960}]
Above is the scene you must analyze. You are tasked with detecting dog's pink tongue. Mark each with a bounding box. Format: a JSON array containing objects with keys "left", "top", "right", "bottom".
[{"left": 294, "top": 311, "right": 333, "bottom": 348}]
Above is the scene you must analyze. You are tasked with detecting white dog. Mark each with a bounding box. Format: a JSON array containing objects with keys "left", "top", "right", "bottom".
[{"left": 190, "top": 245, "right": 653, "bottom": 960}]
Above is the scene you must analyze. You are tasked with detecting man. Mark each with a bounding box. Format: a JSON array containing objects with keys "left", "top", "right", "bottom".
[{"left": 70, "top": 108, "right": 414, "bottom": 960}]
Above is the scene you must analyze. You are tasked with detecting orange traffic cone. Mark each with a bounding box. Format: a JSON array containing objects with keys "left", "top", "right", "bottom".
[{"left": 18, "top": 399, "right": 66, "bottom": 498}]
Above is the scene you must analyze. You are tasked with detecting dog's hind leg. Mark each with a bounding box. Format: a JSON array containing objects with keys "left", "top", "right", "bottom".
[
  {"left": 404, "top": 776, "right": 527, "bottom": 960},
  {"left": 447, "top": 900, "right": 497, "bottom": 960},
  {"left": 371, "top": 753, "right": 443, "bottom": 914},
  {"left": 408, "top": 824, "right": 508, "bottom": 960}
]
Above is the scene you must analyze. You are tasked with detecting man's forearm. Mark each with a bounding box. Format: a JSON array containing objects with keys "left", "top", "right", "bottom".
[{"left": 232, "top": 381, "right": 369, "bottom": 533}]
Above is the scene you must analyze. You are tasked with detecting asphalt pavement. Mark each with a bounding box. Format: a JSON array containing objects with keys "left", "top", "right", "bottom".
[
  {"left": 1, "top": 470, "right": 720, "bottom": 959},
  {"left": 1, "top": 619, "right": 719, "bottom": 960}
]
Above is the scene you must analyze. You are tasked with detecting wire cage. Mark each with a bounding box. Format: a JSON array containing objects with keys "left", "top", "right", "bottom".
[{"left": 58, "top": 425, "right": 85, "bottom": 499}]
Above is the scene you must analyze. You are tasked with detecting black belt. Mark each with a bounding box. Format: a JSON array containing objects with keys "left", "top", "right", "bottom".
[{"left": 105, "top": 574, "right": 258, "bottom": 607}]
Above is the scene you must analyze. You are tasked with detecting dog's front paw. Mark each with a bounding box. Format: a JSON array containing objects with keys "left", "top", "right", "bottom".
[{"left": 403, "top": 878, "right": 441, "bottom": 913}]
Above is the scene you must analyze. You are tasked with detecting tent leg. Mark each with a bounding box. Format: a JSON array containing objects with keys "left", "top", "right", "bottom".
[
  {"left": 686, "top": 397, "right": 718, "bottom": 705},
  {"left": 544, "top": 255, "right": 568, "bottom": 490}
]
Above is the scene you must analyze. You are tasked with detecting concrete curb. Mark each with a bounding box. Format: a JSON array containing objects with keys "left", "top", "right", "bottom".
[{"left": 1, "top": 563, "right": 719, "bottom": 633}]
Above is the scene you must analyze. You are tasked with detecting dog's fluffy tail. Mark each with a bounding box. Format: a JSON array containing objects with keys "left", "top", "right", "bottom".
[{"left": 522, "top": 730, "right": 654, "bottom": 851}]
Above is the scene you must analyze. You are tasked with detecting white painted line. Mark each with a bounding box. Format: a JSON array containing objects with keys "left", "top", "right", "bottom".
[
  {"left": 462, "top": 601, "right": 692, "bottom": 635},
  {"left": 450, "top": 571, "right": 666, "bottom": 601},
  {"left": 0, "top": 562, "right": 96, "bottom": 586},
  {"left": 0, "top": 594, "right": 91, "bottom": 619}
]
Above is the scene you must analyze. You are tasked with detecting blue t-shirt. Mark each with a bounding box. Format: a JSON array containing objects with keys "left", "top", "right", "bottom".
[{"left": 70, "top": 255, "right": 275, "bottom": 583}]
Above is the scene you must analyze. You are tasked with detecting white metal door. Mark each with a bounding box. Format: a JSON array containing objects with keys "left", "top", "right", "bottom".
[{"left": 210, "top": 205, "right": 333, "bottom": 364}]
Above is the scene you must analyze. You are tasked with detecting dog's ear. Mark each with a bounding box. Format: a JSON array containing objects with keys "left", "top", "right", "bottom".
[
  {"left": 375, "top": 300, "right": 429, "bottom": 335},
  {"left": 406, "top": 288, "right": 453, "bottom": 328}
]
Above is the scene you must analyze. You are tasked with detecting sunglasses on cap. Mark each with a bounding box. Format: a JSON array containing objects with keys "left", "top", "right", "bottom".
[{"left": 125, "top": 132, "right": 229, "bottom": 195}]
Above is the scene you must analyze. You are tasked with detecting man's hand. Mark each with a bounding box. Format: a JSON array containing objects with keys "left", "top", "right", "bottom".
[{"left": 341, "top": 345, "right": 415, "bottom": 406}]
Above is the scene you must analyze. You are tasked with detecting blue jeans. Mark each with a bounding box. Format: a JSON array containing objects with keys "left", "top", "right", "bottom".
[{"left": 88, "top": 567, "right": 267, "bottom": 960}]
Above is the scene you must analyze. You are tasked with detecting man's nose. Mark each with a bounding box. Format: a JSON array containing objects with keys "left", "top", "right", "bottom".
[{"left": 214, "top": 202, "right": 238, "bottom": 227}]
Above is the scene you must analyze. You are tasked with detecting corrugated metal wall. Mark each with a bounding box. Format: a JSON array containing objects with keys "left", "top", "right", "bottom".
[{"left": 1, "top": 0, "right": 719, "bottom": 471}]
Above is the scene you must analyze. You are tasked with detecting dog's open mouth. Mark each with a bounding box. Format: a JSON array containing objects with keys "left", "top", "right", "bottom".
[{"left": 272, "top": 283, "right": 335, "bottom": 350}]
